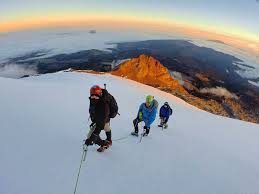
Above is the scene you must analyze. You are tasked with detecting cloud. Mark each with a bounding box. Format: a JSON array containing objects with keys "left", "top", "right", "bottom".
[
  {"left": 0, "top": 64, "right": 38, "bottom": 78},
  {"left": 170, "top": 71, "right": 185, "bottom": 85},
  {"left": 248, "top": 80, "right": 259, "bottom": 87},
  {"left": 200, "top": 87, "right": 238, "bottom": 99}
]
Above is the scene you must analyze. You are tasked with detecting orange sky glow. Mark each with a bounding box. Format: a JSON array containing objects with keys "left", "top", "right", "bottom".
[{"left": 1, "top": 15, "right": 258, "bottom": 55}]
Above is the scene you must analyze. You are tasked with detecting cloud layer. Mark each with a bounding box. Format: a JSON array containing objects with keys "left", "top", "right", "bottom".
[
  {"left": 200, "top": 87, "right": 238, "bottom": 99},
  {"left": 0, "top": 64, "right": 37, "bottom": 78}
]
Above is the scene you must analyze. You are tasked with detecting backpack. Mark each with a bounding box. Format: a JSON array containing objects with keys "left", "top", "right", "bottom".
[
  {"left": 108, "top": 93, "right": 118, "bottom": 118},
  {"left": 102, "top": 89, "right": 118, "bottom": 118},
  {"left": 89, "top": 97, "right": 97, "bottom": 122},
  {"left": 153, "top": 99, "right": 159, "bottom": 109},
  {"left": 88, "top": 91, "right": 118, "bottom": 121},
  {"left": 168, "top": 106, "right": 173, "bottom": 115}
]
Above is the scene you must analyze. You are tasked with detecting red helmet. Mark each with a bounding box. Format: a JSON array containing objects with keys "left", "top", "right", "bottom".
[{"left": 90, "top": 85, "right": 102, "bottom": 95}]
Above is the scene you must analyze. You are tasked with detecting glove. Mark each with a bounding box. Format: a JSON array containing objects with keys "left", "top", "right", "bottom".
[
  {"left": 84, "top": 131, "right": 98, "bottom": 146},
  {"left": 138, "top": 112, "right": 143, "bottom": 120},
  {"left": 84, "top": 138, "right": 93, "bottom": 146}
]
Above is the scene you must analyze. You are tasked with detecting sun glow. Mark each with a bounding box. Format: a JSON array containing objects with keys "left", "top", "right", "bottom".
[{"left": 1, "top": 14, "right": 258, "bottom": 54}]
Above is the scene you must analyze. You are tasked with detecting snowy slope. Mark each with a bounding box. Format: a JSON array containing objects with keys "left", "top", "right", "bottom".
[{"left": 0, "top": 72, "right": 259, "bottom": 194}]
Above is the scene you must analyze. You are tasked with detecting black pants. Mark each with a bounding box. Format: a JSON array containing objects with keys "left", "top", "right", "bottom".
[
  {"left": 133, "top": 117, "right": 141, "bottom": 133},
  {"left": 85, "top": 123, "right": 107, "bottom": 146},
  {"left": 133, "top": 118, "right": 150, "bottom": 134}
]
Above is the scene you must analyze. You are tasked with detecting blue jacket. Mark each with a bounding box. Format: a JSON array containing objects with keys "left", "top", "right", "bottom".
[
  {"left": 159, "top": 105, "right": 172, "bottom": 119},
  {"left": 137, "top": 100, "right": 158, "bottom": 127}
]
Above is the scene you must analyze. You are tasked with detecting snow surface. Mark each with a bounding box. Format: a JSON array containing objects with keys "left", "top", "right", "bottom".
[{"left": 0, "top": 72, "right": 259, "bottom": 194}]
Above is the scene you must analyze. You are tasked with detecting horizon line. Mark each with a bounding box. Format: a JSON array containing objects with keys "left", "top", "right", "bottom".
[{"left": 1, "top": 15, "right": 259, "bottom": 54}]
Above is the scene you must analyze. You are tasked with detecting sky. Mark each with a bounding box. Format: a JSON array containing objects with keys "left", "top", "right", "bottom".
[{"left": 0, "top": 0, "right": 259, "bottom": 46}]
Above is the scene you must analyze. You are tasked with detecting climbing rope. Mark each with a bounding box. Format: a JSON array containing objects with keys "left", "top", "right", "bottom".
[
  {"left": 113, "top": 134, "right": 131, "bottom": 141},
  {"left": 73, "top": 144, "right": 88, "bottom": 194}
]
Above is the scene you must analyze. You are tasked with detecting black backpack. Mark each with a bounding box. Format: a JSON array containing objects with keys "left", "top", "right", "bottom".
[
  {"left": 89, "top": 93, "right": 118, "bottom": 121},
  {"left": 168, "top": 106, "right": 173, "bottom": 115},
  {"left": 107, "top": 93, "right": 118, "bottom": 118},
  {"left": 89, "top": 89, "right": 118, "bottom": 120}
]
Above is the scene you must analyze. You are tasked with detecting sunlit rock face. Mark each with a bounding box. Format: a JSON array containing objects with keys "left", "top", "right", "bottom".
[
  {"left": 112, "top": 54, "right": 187, "bottom": 94},
  {"left": 111, "top": 54, "right": 259, "bottom": 124}
]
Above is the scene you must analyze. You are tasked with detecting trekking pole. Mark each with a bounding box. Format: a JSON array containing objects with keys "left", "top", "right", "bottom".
[
  {"left": 82, "top": 144, "right": 88, "bottom": 161},
  {"left": 139, "top": 127, "right": 145, "bottom": 143},
  {"left": 162, "top": 119, "right": 164, "bottom": 131},
  {"left": 139, "top": 131, "right": 143, "bottom": 143},
  {"left": 139, "top": 122, "right": 145, "bottom": 143}
]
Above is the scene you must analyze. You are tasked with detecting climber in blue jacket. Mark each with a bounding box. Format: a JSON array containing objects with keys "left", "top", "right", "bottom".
[
  {"left": 158, "top": 102, "right": 173, "bottom": 129},
  {"left": 131, "top": 95, "right": 158, "bottom": 136}
]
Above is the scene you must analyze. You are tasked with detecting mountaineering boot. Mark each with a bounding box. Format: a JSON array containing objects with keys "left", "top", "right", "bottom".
[
  {"left": 97, "top": 145, "right": 109, "bottom": 152},
  {"left": 131, "top": 131, "right": 139, "bottom": 137},
  {"left": 97, "top": 140, "right": 110, "bottom": 152},
  {"left": 107, "top": 140, "right": 112, "bottom": 146}
]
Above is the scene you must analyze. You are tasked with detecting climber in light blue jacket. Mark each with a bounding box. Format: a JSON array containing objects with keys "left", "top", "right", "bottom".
[{"left": 131, "top": 95, "right": 158, "bottom": 136}]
